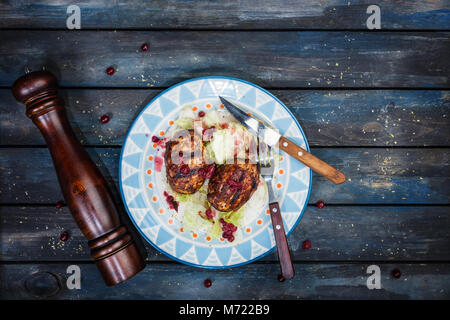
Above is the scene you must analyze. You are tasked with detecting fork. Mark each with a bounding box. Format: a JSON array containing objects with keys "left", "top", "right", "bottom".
[{"left": 257, "top": 142, "right": 295, "bottom": 280}]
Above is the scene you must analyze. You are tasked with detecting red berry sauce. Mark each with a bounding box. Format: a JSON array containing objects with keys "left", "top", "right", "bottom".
[
  {"left": 220, "top": 218, "right": 237, "bottom": 242},
  {"left": 163, "top": 191, "right": 179, "bottom": 212}
]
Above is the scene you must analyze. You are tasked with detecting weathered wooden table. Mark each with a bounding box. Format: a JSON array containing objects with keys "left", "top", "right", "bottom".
[{"left": 0, "top": 1, "right": 449, "bottom": 300}]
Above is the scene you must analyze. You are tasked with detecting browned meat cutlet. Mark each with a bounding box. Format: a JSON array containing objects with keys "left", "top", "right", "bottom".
[
  {"left": 207, "top": 163, "right": 260, "bottom": 212},
  {"left": 165, "top": 129, "right": 208, "bottom": 194}
]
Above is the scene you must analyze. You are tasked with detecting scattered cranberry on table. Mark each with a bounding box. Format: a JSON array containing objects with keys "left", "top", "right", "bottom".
[
  {"left": 302, "top": 239, "right": 312, "bottom": 250},
  {"left": 205, "top": 208, "right": 215, "bottom": 219},
  {"left": 316, "top": 200, "right": 325, "bottom": 209},
  {"left": 392, "top": 269, "right": 401, "bottom": 279},
  {"left": 204, "top": 279, "right": 212, "bottom": 288},
  {"left": 151, "top": 135, "right": 160, "bottom": 143},
  {"left": 141, "top": 43, "right": 149, "bottom": 51},
  {"left": 100, "top": 114, "right": 110, "bottom": 124},
  {"left": 105, "top": 66, "right": 115, "bottom": 76},
  {"left": 60, "top": 231, "right": 69, "bottom": 242},
  {"left": 198, "top": 111, "right": 205, "bottom": 117},
  {"left": 277, "top": 274, "right": 285, "bottom": 282},
  {"left": 55, "top": 200, "right": 64, "bottom": 209}
]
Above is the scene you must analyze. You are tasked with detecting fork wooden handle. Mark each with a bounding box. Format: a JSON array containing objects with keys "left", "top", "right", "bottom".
[
  {"left": 278, "top": 136, "right": 346, "bottom": 184},
  {"left": 269, "top": 201, "right": 295, "bottom": 280}
]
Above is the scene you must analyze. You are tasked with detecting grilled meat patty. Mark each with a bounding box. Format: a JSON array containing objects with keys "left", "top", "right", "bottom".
[
  {"left": 207, "top": 163, "right": 260, "bottom": 212},
  {"left": 165, "top": 129, "right": 209, "bottom": 194}
]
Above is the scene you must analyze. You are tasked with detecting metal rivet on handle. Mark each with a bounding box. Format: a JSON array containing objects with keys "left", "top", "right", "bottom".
[
  {"left": 283, "top": 142, "right": 288, "bottom": 147},
  {"left": 276, "top": 225, "right": 281, "bottom": 230},
  {"left": 298, "top": 151, "right": 303, "bottom": 156},
  {"left": 272, "top": 207, "right": 277, "bottom": 213}
]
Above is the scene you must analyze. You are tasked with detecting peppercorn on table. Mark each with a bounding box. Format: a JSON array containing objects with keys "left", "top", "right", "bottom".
[{"left": 0, "top": 1, "right": 449, "bottom": 299}]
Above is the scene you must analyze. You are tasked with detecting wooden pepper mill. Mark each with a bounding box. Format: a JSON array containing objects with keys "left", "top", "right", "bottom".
[{"left": 12, "top": 70, "right": 146, "bottom": 286}]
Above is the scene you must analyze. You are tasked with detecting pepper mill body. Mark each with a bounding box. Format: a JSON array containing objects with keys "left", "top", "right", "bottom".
[{"left": 12, "top": 71, "right": 146, "bottom": 286}]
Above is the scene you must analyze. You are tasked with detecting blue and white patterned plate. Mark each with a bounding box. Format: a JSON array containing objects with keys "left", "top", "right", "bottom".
[{"left": 119, "top": 76, "right": 311, "bottom": 269}]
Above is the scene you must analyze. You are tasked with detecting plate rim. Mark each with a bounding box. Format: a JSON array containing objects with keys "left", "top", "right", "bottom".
[{"left": 119, "top": 75, "right": 312, "bottom": 269}]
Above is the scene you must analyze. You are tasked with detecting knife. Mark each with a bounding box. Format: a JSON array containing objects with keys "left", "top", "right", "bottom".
[{"left": 219, "top": 97, "right": 346, "bottom": 185}]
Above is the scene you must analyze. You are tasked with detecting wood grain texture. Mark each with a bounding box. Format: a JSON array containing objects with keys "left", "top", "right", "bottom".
[
  {"left": 0, "top": 1, "right": 449, "bottom": 30},
  {"left": 1, "top": 206, "right": 449, "bottom": 262},
  {"left": 0, "top": 31, "right": 449, "bottom": 88},
  {"left": 1, "top": 89, "right": 449, "bottom": 147},
  {"left": 0, "top": 148, "right": 448, "bottom": 204},
  {"left": 0, "top": 263, "right": 448, "bottom": 299}
]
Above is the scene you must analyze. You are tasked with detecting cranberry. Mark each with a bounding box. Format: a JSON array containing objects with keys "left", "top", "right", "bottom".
[
  {"left": 151, "top": 135, "right": 160, "bottom": 143},
  {"left": 204, "top": 279, "right": 212, "bottom": 288},
  {"left": 163, "top": 191, "right": 168, "bottom": 197},
  {"left": 141, "top": 43, "right": 149, "bottom": 51},
  {"left": 180, "top": 164, "right": 190, "bottom": 175},
  {"left": 105, "top": 66, "right": 115, "bottom": 75},
  {"left": 277, "top": 274, "right": 285, "bottom": 282},
  {"left": 302, "top": 239, "right": 312, "bottom": 250},
  {"left": 198, "top": 168, "right": 206, "bottom": 178},
  {"left": 205, "top": 208, "right": 215, "bottom": 219},
  {"left": 198, "top": 111, "right": 205, "bottom": 117},
  {"left": 205, "top": 165, "right": 215, "bottom": 179},
  {"left": 316, "top": 200, "right": 325, "bottom": 209},
  {"left": 220, "top": 123, "right": 229, "bottom": 129},
  {"left": 392, "top": 269, "right": 401, "bottom": 279},
  {"left": 178, "top": 151, "right": 183, "bottom": 157},
  {"left": 228, "top": 235, "right": 235, "bottom": 242},
  {"left": 55, "top": 200, "right": 64, "bottom": 209},
  {"left": 227, "top": 178, "right": 242, "bottom": 189},
  {"left": 60, "top": 231, "right": 69, "bottom": 242},
  {"left": 100, "top": 114, "right": 110, "bottom": 124}
]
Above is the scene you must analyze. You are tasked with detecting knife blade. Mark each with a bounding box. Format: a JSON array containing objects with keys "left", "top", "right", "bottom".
[{"left": 219, "top": 96, "right": 346, "bottom": 185}]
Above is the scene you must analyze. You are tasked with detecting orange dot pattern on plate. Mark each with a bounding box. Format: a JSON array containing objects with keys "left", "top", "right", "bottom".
[
  {"left": 168, "top": 219, "right": 173, "bottom": 224},
  {"left": 266, "top": 209, "right": 270, "bottom": 214},
  {"left": 148, "top": 183, "right": 153, "bottom": 189},
  {"left": 147, "top": 169, "right": 152, "bottom": 175},
  {"left": 206, "top": 104, "right": 211, "bottom": 109},
  {"left": 159, "top": 208, "right": 164, "bottom": 214},
  {"left": 160, "top": 131, "right": 165, "bottom": 136},
  {"left": 257, "top": 219, "right": 262, "bottom": 225},
  {"left": 277, "top": 183, "right": 282, "bottom": 189},
  {"left": 280, "top": 156, "right": 284, "bottom": 161},
  {"left": 246, "top": 227, "right": 251, "bottom": 233},
  {"left": 180, "top": 227, "right": 184, "bottom": 232},
  {"left": 219, "top": 104, "right": 225, "bottom": 109},
  {"left": 220, "top": 238, "right": 224, "bottom": 241},
  {"left": 169, "top": 120, "right": 174, "bottom": 125},
  {"left": 153, "top": 143, "right": 157, "bottom": 148},
  {"left": 152, "top": 196, "right": 157, "bottom": 202},
  {"left": 279, "top": 169, "right": 284, "bottom": 175},
  {"left": 206, "top": 236, "right": 211, "bottom": 241},
  {"left": 148, "top": 156, "right": 153, "bottom": 161},
  {"left": 192, "top": 233, "right": 198, "bottom": 238},
  {"left": 192, "top": 106, "right": 198, "bottom": 111}
]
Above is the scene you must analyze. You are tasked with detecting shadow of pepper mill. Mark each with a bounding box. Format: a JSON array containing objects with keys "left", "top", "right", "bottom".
[{"left": 12, "top": 70, "right": 146, "bottom": 286}]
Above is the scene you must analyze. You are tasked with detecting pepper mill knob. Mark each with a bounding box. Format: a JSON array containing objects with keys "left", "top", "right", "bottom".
[{"left": 12, "top": 71, "right": 146, "bottom": 286}]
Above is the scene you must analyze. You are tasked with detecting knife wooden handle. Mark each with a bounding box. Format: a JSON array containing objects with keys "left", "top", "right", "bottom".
[
  {"left": 269, "top": 201, "right": 295, "bottom": 280},
  {"left": 278, "top": 136, "right": 346, "bottom": 184}
]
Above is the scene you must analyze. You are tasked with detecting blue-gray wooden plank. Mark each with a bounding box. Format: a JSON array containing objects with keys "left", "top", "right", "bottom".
[
  {"left": 0, "top": 148, "right": 448, "bottom": 204},
  {"left": 0, "top": 1, "right": 449, "bottom": 30},
  {"left": 0, "top": 31, "right": 448, "bottom": 88},
  {"left": 1, "top": 89, "right": 448, "bottom": 146},
  {"left": 1, "top": 205, "right": 448, "bottom": 262},
  {"left": 0, "top": 263, "right": 448, "bottom": 299}
]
